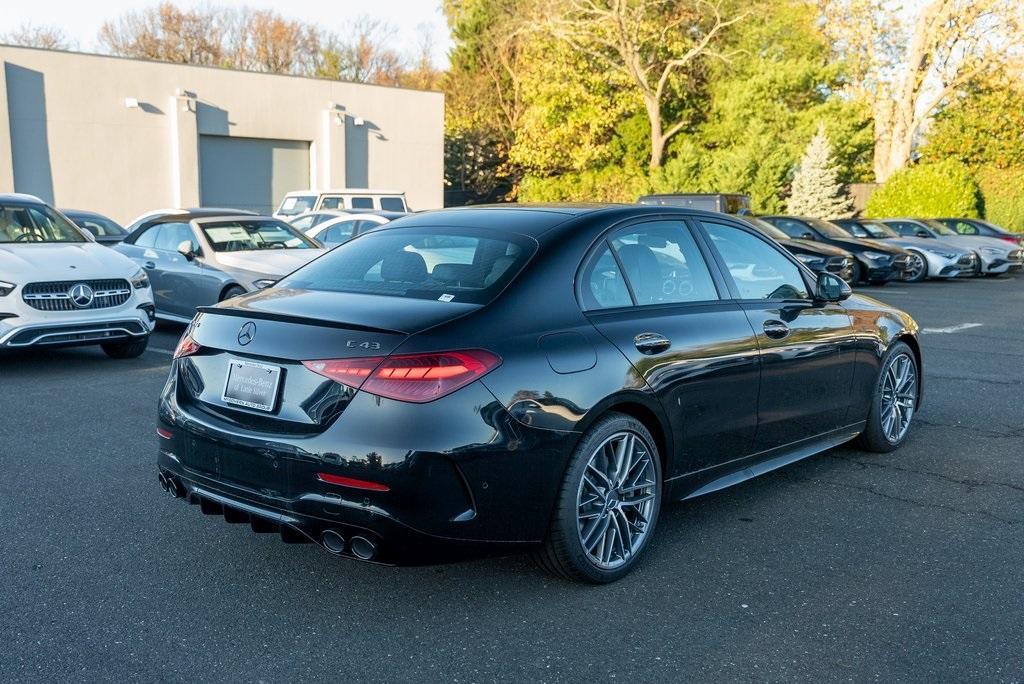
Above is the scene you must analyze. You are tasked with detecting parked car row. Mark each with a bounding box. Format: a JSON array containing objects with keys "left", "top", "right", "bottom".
[
  {"left": 755, "top": 215, "right": 1021, "bottom": 285},
  {"left": 632, "top": 195, "right": 1024, "bottom": 286}
]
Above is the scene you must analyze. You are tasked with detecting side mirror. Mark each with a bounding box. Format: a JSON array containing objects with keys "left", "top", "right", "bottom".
[
  {"left": 916, "top": 230, "right": 930, "bottom": 238},
  {"left": 801, "top": 231, "right": 815, "bottom": 240},
  {"left": 815, "top": 272, "right": 852, "bottom": 303},
  {"left": 177, "top": 240, "right": 197, "bottom": 261}
]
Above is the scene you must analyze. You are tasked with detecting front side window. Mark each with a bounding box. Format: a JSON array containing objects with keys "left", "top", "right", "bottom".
[
  {"left": 886, "top": 221, "right": 926, "bottom": 237},
  {"left": 351, "top": 197, "right": 374, "bottom": 209},
  {"left": 703, "top": 222, "right": 809, "bottom": 300},
  {"left": 200, "top": 219, "right": 317, "bottom": 252},
  {"left": 277, "top": 227, "right": 535, "bottom": 304},
  {"left": 320, "top": 197, "right": 343, "bottom": 210},
  {"left": 154, "top": 222, "right": 199, "bottom": 253},
  {"left": 0, "top": 203, "right": 86, "bottom": 243},
  {"left": 609, "top": 222, "right": 718, "bottom": 305},
  {"left": 134, "top": 225, "right": 161, "bottom": 248},
  {"left": 380, "top": 197, "right": 406, "bottom": 211},
  {"left": 767, "top": 218, "right": 816, "bottom": 240},
  {"left": 856, "top": 221, "right": 899, "bottom": 239}
]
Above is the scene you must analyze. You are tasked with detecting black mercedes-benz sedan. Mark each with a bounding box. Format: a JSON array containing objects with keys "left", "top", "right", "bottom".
[
  {"left": 760, "top": 215, "right": 911, "bottom": 285},
  {"left": 157, "top": 205, "right": 922, "bottom": 583}
]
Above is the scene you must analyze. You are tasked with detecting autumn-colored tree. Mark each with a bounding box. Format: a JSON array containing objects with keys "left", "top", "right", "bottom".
[
  {"left": 0, "top": 23, "right": 76, "bottom": 50},
  {"left": 99, "top": 3, "right": 227, "bottom": 66}
]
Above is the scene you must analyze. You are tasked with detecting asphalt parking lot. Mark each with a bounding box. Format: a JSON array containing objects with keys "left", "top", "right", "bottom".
[{"left": 2, "top": 276, "right": 1022, "bottom": 682}]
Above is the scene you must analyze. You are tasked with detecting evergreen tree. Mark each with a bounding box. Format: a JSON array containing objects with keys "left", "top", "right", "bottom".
[{"left": 787, "top": 126, "right": 853, "bottom": 218}]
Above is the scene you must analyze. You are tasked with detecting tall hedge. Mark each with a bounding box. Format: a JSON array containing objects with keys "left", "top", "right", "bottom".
[
  {"left": 977, "top": 167, "right": 1024, "bottom": 232},
  {"left": 864, "top": 160, "right": 982, "bottom": 218}
]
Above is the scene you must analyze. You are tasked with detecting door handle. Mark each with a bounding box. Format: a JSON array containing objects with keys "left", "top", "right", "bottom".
[
  {"left": 762, "top": 320, "right": 790, "bottom": 339},
  {"left": 634, "top": 332, "right": 671, "bottom": 355},
  {"left": 143, "top": 261, "right": 156, "bottom": 270}
]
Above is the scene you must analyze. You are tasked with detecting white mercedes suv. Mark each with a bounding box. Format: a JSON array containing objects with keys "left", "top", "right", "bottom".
[{"left": 0, "top": 194, "right": 155, "bottom": 358}]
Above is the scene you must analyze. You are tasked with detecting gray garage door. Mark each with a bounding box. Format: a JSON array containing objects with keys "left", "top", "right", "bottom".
[{"left": 199, "top": 135, "right": 309, "bottom": 214}]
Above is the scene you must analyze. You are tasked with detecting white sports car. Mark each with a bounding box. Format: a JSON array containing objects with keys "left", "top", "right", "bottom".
[{"left": 0, "top": 194, "right": 155, "bottom": 357}]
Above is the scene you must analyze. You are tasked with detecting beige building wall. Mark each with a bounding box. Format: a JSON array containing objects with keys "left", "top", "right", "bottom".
[{"left": 0, "top": 45, "right": 444, "bottom": 223}]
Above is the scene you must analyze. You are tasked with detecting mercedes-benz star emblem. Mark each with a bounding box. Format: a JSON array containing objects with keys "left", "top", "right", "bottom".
[
  {"left": 69, "top": 283, "right": 95, "bottom": 308},
  {"left": 237, "top": 321, "right": 256, "bottom": 346}
]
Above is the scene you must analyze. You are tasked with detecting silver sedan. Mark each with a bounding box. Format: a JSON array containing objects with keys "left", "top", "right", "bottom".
[{"left": 115, "top": 211, "right": 326, "bottom": 322}]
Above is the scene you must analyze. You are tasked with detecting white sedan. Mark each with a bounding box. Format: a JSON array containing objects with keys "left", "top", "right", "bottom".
[
  {"left": 303, "top": 212, "right": 402, "bottom": 247},
  {"left": 0, "top": 194, "right": 155, "bottom": 357}
]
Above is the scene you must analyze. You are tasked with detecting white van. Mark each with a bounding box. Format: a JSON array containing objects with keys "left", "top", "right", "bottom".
[{"left": 274, "top": 189, "right": 409, "bottom": 217}]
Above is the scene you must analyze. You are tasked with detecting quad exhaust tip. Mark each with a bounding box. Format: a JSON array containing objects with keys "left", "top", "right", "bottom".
[
  {"left": 158, "top": 473, "right": 169, "bottom": 492},
  {"left": 321, "top": 529, "right": 347, "bottom": 555},
  {"left": 349, "top": 535, "right": 377, "bottom": 561}
]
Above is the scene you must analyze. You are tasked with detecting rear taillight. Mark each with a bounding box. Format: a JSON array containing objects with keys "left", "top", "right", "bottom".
[
  {"left": 173, "top": 333, "right": 201, "bottom": 359},
  {"left": 303, "top": 349, "right": 501, "bottom": 403}
]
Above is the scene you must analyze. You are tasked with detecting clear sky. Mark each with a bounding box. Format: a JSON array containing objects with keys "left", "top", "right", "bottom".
[{"left": 5, "top": 0, "right": 453, "bottom": 67}]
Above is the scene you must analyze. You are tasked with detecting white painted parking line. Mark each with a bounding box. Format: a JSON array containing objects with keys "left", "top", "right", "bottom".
[
  {"left": 921, "top": 323, "right": 983, "bottom": 334},
  {"left": 146, "top": 347, "right": 175, "bottom": 356}
]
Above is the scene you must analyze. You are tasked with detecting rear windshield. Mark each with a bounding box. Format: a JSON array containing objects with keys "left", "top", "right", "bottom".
[
  {"left": 277, "top": 227, "right": 536, "bottom": 305},
  {"left": 200, "top": 219, "right": 318, "bottom": 252},
  {"left": 68, "top": 214, "right": 126, "bottom": 237},
  {"left": 0, "top": 203, "right": 86, "bottom": 243},
  {"left": 277, "top": 195, "right": 316, "bottom": 216}
]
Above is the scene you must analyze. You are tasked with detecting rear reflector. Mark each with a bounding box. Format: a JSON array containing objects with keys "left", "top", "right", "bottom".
[
  {"left": 303, "top": 349, "right": 500, "bottom": 403},
  {"left": 156, "top": 427, "right": 173, "bottom": 440},
  {"left": 316, "top": 472, "right": 390, "bottom": 492}
]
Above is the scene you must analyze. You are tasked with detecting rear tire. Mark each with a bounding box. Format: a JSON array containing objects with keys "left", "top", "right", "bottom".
[
  {"left": 856, "top": 341, "right": 918, "bottom": 453},
  {"left": 220, "top": 285, "right": 246, "bottom": 301},
  {"left": 102, "top": 334, "right": 149, "bottom": 359},
  {"left": 533, "top": 412, "right": 662, "bottom": 583}
]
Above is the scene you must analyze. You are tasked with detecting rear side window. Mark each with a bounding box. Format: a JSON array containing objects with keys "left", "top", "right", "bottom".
[
  {"left": 580, "top": 244, "right": 632, "bottom": 310},
  {"left": 380, "top": 197, "right": 406, "bottom": 211},
  {"left": 277, "top": 228, "right": 536, "bottom": 305},
  {"left": 611, "top": 222, "right": 718, "bottom": 305},
  {"left": 702, "top": 222, "right": 809, "bottom": 300},
  {"left": 351, "top": 197, "right": 374, "bottom": 209}
]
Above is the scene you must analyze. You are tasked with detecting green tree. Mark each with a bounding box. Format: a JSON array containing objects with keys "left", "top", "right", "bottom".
[
  {"left": 864, "top": 160, "right": 982, "bottom": 218},
  {"left": 921, "top": 83, "right": 1024, "bottom": 170},
  {"left": 652, "top": 0, "right": 873, "bottom": 212},
  {"left": 545, "top": 0, "right": 744, "bottom": 170}
]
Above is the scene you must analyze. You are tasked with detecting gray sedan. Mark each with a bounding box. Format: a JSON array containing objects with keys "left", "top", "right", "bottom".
[{"left": 115, "top": 211, "right": 326, "bottom": 322}]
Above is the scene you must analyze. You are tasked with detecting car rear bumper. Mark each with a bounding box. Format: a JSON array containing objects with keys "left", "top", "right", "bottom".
[
  {"left": 156, "top": 364, "right": 576, "bottom": 563},
  {"left": 155, "top": 464, "right": 535, "bottom": 564}
]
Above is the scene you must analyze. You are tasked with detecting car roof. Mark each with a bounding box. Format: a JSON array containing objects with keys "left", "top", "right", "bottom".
[
  {"left": 0, "top": 192, "right": 45, "bottom": 204},
  {"left": 387, "top": 204, "right": 750, "bottom": 239},
  {"left": 145, "top": 208, "right": 260, "bottom": 224},
  {"left": 284, "top": 188, "right": 405, "bottom": 196},
  {"left": 60, "top": 208, "right": 114, "bottom": 220}
]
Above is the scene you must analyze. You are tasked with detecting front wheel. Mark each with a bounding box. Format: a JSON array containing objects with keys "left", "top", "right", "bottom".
[
  {"left": 857, "top": 341, "right": 918, "bottom": 453},
  {"left": 902, "top": 251, "right": 928, "bottom": 282},
  {"left": 534, "top": 413, "right": 662, "bottom": 583},
  {"left": 101, "top": 334, "right": 150, "bottom": 359}
]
